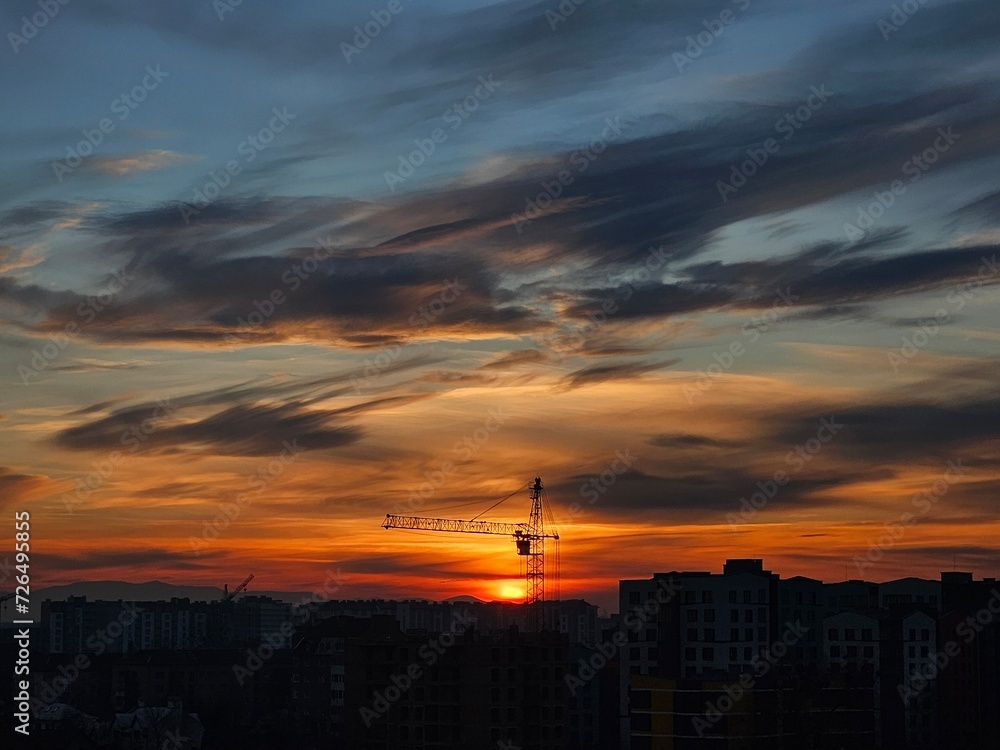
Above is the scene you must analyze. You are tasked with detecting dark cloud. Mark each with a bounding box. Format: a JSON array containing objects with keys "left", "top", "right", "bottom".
[
  {"left": 559, "top": 358, "right": 680, "bottom": 389},
  {"left": 0, "top": 468, "right": 54, "bottom": 508},
  {"left": 479, "top": 349, "right": 549, "bottom": 370},
  {"left": 648, "top": 434, "right": 741, "bottom": 450},
  {"left": 53, "top": 395, "right": 365, "bottom": 456}
]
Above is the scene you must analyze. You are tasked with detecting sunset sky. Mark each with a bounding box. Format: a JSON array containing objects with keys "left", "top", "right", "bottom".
[{"left": 2, "top": 0, "right": 999, "bottom": 612}]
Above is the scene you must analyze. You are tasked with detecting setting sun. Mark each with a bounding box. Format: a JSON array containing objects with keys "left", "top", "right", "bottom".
[{"left": 497, "top": 583, "right": 525, "bottom": 601}]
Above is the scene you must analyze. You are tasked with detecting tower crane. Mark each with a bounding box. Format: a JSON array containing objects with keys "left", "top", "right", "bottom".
[
  {"left": 222, "top": 573, "right": 254, "bottom": 602},
  {"left": 382, "top": 477, "right": 559, "bottom": 607}
]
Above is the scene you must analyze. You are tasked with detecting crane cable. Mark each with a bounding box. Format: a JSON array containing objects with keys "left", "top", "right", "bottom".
[{"left": 468, "top": 482, "right": 529, "bottom": 522}]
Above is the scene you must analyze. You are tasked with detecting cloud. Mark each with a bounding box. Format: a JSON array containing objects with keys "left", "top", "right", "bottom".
[
  {"left": 479, "top": 349, "right": 549, "bottom": 369},
  {"left": 648, "top": 433, "right": 741, "bottom": 450},
  {"left": 86, "top": 150, "right": 200, "bottom": 177},
  {"left": 0, "top": 468, "right": 57, "bottom": 508},
  {"left": 559, "top": 359, "right": 679, "bottom": 389}
]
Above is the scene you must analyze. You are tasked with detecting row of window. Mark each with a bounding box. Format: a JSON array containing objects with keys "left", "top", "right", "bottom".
[
  {"left": 685, "top": 627, "right": 768, "bottom": 643},
  {"left": 827, "top": 628, "right": 875, "bottom": 641},
  {"left": 685, "top": 607, "right": 769, "bottom": 623},
  {"left": 829, "top": 645, "right": 875, "bottom": 659},
  {"left": 628, "top": 588, "right": 768, "bottom": 605}
]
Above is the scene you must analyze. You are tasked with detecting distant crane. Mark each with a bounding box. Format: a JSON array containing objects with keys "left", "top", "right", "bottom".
[
  {"left": 382, "top": 477, "right": 559, "bottom": 607},
  {"left": 222, "top": 573, "right": 254, "bottom": 602},
  {"left": 0, "top": 592, "right": 14, "bottom": 619}
]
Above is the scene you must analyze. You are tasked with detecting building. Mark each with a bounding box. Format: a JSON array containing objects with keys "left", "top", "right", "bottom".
[{"left": 343, "top": 623, "right": 571, "bottom": 749}]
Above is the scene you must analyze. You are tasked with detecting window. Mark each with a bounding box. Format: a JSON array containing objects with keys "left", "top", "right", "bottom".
[
  {"left": 828, "top": 629, "right": 838, "bottom": 641},
  {"left": 908, "top": 646, "right": 916, "bottom": 657},
  {"left": 745, "top": 610, "right": 753, "bottom": 622},
  {"left": 744, "top": 646, "right": 752, "bottom": 660},
  {"left": 685, "top": 647, "right": 696, "bottom": 660},
  {"left": 729, "top": 591, "right": 737, "bottom": 603},
  {"left": 629, "top": 592, "right": 640, "bottom": 605},
  {"left": 702, "top": 647, "right": 714, "bottom": 661},
  {"left": 862, "top": 629, "right": 872, "bottom": 641},
  {"left": 730, "top": 628, "right": 739, "bottom": 641},
  {"left": 908, "top": 629, "right": 916, "bottom": 640},
  {"left": 921, "top": 646, "right": 929, "bottom": 657},
  {"left": 743, "top": 591, "right": 752, "bottom": 603},
  {"left": 846, "top": 645, "right": 857, "bottom": 657},
  {"left": 730, "top": 610, "right": 740, "bottom": 623},
  {"left": 845, "top": 629, "right": 855, "bottom": 641},
  {"left": 830, "top": 645, "right": 840, "bottom": 657},
  {"left": 685, "top": 591, "right": 696, "bottom": 603},
  {"left": 795, "top": 592, "right": 803, "bottom": 604},
  {"left": 630, "top": 647, "right": 640, "bottom": 660},
  {"left": 921, "top": 629, "right": 930, "bottom": 641},
  {"left": 745, "top": 628, "right": 754, "bottom": 641},
  {"left": 729, "top": 647, "right": 738, "bottom": 660},
  {"left": 687, "top": 628, "right": 698, "bottom": 641},
  {"left": 757, "top": 589, "right": 766, "bottom": 603},
  {"left": 705, "top": 629, "right": 715, "bottom": 642},
  {"left": 705, "top": 609, "right": 716, "bottom": 622},
  {"left": 645, "top": 629, "right": 656, "bottom": 642},
  {"left": 757, "top": 627, "right": 766, "bottom": 641},
  {"left": 758, "top": 607, "right": 766, "bottom": 622},
  {"left": 863, "top": 646, "right": 874, "bottom": 658},
  {"left": 687, "top": 609, "right": 698, "bottom": 622}
]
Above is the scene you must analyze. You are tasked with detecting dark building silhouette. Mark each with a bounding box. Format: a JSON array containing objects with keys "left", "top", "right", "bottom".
[
  {"left": 342, "top": 620, "right": 571, "bottom": 748},
  {"left": 17, "top": 563, "right": 1000, "bottom": 749}
]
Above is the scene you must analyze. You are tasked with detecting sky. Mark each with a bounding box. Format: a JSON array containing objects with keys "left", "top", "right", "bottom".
[{"left": 1, "top": 0, "right": 999, "bottom": 613}]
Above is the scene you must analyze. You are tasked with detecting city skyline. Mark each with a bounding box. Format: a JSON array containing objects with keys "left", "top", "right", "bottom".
[{"left": 2, "top": 0, "right": 1000, "bottom": 614}]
